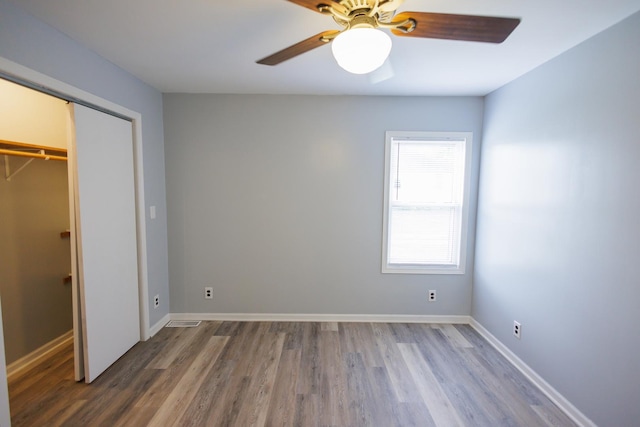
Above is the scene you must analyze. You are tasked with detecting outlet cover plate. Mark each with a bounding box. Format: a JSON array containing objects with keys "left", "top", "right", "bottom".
[{"left": 513, "top": 321, "right": 521, "bottom": 339}]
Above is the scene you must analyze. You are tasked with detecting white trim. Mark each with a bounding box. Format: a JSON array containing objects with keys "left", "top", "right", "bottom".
[
  {"left": 132, "top": 116, "right": 150, "bottom": 341},
  {"left": 149, "top": 313, "right": 171, "bottom": 338},
  {"left": 470, "top": 319, "right": 596, "bottom": 427},
  {"left": 170, "top": 313, "right": 471, "bottom": 324},
  {"left": 0, "top": 56, "right": 151, "bottom": 341},
  {"left": 0, "top": 58, "right": 139, "bottom": 119},
  {"left": 6, "top": 330, "right": 73, "bottom": 381}
]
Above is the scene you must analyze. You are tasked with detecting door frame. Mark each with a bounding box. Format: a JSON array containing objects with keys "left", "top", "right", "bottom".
[{"left": 0, "top": 57, "right": 151, "bottom": 341}]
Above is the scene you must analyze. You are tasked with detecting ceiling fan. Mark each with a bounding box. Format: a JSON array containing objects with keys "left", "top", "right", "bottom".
[{"left": 257, "top": 0, "right": 521, "bottom": 74}]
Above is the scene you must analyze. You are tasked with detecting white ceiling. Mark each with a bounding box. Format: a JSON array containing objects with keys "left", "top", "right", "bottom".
[{"left": 11, "top": 0, "right": 640, "bottom": 96}]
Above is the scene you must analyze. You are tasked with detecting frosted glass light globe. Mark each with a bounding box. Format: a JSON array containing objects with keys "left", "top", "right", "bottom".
[{"left": 331, "top": 28, "right": 392, "bottom": 74}]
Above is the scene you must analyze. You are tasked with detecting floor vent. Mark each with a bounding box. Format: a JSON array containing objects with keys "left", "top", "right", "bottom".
[{"left": 165, "top": 320, "right": 201, "bottom": 328}]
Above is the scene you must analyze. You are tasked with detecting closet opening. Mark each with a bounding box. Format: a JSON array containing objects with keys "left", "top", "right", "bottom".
[{"left": 0, "top": 78, "right": 75, "bottom": 409}]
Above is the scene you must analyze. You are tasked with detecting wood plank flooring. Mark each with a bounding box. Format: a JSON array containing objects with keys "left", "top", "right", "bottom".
[{"left": 8, "top": 321, "right": 576, "bottom": 427}]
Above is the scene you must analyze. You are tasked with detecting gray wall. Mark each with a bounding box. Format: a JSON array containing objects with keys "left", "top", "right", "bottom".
[
  {"left": 473, "top": 11, "right": 640, "bottom": 426},
  {"left": 0, "top": 0, "right": 170, "bottom": 326},
  {"left": 164, "top": 94, "right": 483, "bottom": 315},
  {"left": 0, "top": 158, "right": 72, "bottom": 364}
]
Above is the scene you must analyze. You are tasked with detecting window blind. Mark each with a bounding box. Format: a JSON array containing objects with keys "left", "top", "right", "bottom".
[{"left": 387, "top": 138, "right": 465, "bottom": 267}]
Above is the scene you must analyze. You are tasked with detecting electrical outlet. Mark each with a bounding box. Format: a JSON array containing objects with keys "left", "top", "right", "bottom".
[
  {"left": 153, "top": 295, "right": 159, "bottom": 308},
  {"left": 513, "top": 321, "right": 521, "bottom": 339},
  {"left": 428, "top": 290, "right": 436, "bottom": 302},
  {"left": 204, "top": 287, "right": 213, "bottom": 299}
]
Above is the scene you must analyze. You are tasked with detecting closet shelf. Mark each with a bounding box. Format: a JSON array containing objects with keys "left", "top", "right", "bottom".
[{"left": 0, "top": 139, "right": 67, "bottom": 162}]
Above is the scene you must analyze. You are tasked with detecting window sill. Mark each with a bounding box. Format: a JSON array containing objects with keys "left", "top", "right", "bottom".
[{"left": 382, "top": 265, "right": 465, "bottom": 275}]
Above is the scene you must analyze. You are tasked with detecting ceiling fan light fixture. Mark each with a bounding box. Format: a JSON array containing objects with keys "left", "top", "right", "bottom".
[{"left": 331, "top": 27, "right": 392, "bottom": 74}]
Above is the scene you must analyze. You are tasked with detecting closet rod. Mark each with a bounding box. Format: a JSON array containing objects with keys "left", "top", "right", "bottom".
[{"left": 0, "top": 148, "right": 66, "bottom": 161}]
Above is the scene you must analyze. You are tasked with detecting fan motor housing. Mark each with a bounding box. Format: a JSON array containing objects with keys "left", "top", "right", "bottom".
[{"left": 330, "top": 0, "right": 400, "bottom": 27}]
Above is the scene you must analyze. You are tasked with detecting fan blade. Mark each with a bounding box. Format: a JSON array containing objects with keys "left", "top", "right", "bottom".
[
  {"left": 391, "top": 12, "right": 520, "bottom": 43},
  {"left": 257, "top": 30, "right": 340, "bottom": 66},
  {"left": 286, "top": 0, "right": 346, "bottom": 15}
]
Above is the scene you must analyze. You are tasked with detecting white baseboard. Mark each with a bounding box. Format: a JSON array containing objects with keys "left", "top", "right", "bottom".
[
  {"left": 169, "top": 313, "right": 471, "bottom": 324},
  {"left": 148, "top": 313, "right": 171, "bottom": 338},
  {"left": 7, "top": 330, "right": 73, "bottom": 381},
  {"left": 469, "top": 319, "right": 595, "bottom": 427}
]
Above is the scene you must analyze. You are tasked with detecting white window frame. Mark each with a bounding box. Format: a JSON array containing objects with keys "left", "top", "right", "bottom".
[{"left": 382, "top": 131, "right": 473, "bottom": 274}]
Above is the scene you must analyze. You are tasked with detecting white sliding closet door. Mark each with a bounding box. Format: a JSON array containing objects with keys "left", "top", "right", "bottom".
[{"left": 69, "top": 103, "right": 140, "bottom": 383}]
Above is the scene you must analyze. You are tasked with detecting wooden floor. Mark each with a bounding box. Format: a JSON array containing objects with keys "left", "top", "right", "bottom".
[{"left": 8, "top": 321, "right": 576, "bottom": 427}]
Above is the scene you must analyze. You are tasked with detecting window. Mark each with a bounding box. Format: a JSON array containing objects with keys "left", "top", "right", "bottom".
[{"left": 382, "top": 131, "right": 472, "bottom": 274}]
